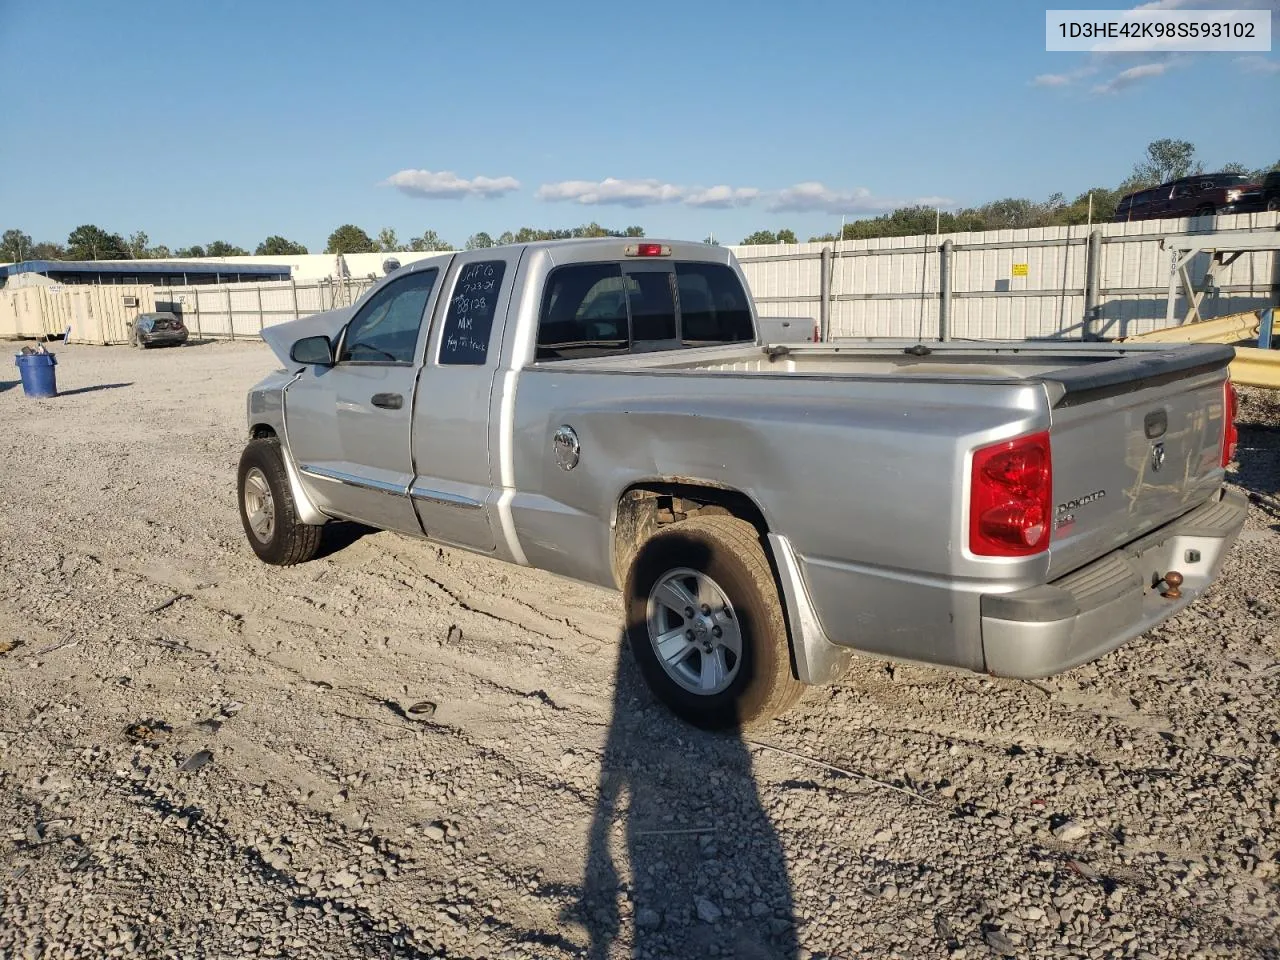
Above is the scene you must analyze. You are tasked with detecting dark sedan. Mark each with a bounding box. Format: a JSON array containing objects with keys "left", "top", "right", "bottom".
[{"left": 131, "top": 312, "right": 189, "bottom": 348}]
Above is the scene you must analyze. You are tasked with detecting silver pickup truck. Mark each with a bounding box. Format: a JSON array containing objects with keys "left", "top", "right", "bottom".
[{"left": 239, "top": 238, "right": 1246, "bottom": 728}]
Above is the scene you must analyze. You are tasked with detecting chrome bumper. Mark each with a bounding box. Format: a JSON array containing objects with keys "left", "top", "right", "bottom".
[{"left": 981, "top": 488, "right": 1248, "bottom": 678}]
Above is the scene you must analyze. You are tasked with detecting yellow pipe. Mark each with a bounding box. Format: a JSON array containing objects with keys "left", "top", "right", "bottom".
[
  {"left": 1229, "top": 347, "right": 1280, "bottom": 389},
  {"left": 1120, "top": 310, "right": 1265, "bottom": 344}
]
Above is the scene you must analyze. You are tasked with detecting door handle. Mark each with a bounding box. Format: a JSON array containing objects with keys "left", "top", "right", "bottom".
[{"left": 371, "top": 393, "right": 403, "bottom": 410}]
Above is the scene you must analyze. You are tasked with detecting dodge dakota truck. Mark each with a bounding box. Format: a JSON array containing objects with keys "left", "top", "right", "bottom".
[{"left": 239, "top": 238, "right": 1246, "bottom": 728}]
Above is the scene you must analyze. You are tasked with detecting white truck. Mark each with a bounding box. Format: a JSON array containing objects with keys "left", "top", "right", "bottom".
[{"left": 238, "top": 238, "right": 1246, "bottom": 727}]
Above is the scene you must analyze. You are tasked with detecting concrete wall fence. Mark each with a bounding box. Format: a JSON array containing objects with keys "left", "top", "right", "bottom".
[{"left": 1, "top": 212, "right": 1276, "bottom": 345}]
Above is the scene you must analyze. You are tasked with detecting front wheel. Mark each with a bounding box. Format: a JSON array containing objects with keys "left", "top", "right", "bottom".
[
  {"left": 237, "top": 438, "right": 324, "bottom": 565},
  {"left": 625, "top": 515, "right": 805, "bottom": 729}
]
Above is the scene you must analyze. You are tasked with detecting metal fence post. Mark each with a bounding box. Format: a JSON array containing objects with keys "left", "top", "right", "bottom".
[
  {"left": 938, "top": 239, "right": 953, "bottom": 341},
  {"left": 291, "top": 279, "right": 300, "bottom": 321},
  {"left": 256, "top": 285, "right": 264, "bottom": 334},
  {"left": 1084, "top": 229, "right": 1102, "bottom": 340},
  {"left": 193, "top": 289, "right": 203, "bottom": 341},
  {"left": 226, "top": 286, "right": 235, "bottom": 341},
  {"left": 819, "top": 247, "right": 832, "bottom": 341}
]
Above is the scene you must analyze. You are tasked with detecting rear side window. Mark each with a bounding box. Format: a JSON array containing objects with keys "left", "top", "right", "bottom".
[{"left": 675, "top": 263, "right": 754, "bottom": 345}]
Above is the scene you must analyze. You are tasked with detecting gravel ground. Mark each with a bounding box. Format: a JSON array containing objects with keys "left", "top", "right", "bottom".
[{"left": 1, "top": 341, "right": 1278, "bottom": 960}]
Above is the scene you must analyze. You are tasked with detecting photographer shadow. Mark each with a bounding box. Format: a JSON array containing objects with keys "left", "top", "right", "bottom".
[{"left": 574, "top": 632, "right": 799, "bottom": 960}]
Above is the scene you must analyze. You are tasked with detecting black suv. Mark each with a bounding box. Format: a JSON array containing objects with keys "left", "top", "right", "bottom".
[{"left": 1113, "top": 173, "right": 1257, "bottom": 222}]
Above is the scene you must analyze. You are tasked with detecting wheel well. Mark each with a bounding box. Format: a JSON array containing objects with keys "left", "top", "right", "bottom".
[
  {"left": 611, "top": 482, "right": 770, "bottom": 589},
  {"left": 250, "top": 424, "right": 278, "bottom": 440}
]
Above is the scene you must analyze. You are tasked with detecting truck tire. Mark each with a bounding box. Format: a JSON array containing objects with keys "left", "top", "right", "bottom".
[
  {"left": 237, "top": 438, "right": 323, "bottom": 565},
  {"left": 624, "top": 515, "right": 805, "bottom": 729}
]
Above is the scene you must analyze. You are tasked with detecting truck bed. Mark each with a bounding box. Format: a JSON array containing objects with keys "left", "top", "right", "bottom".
[{"left": 544, "top": 339, "right": 1233, "bottom": 394}]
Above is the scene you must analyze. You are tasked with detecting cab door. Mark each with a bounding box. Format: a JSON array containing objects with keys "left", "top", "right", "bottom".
[
  {"left": 409, "top": 248, "right": 523, "bottom": 551},
  {"left": 284, "top": 263, "right": 445, "bottom": 534}
]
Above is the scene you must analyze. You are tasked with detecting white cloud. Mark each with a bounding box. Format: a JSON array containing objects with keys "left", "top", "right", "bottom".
[
  {"left": 535, "top": 178, "right": 684, "bottom": 206},
  {"left": 767, "top": 181, "right": 953, "bottom": 214},
  {"left": 1091, "top": 61, "right": 1171, "bottom": 93},
  {"left": 1032, "top": 63, "right": 1100, "bottom": 87},
  {"left": 382, "top": 169, "right": 520, "bottom": 199},
  {"left": 1236, "top": 54, "right": 1280, "bottom": 74},
  {"left": 684, "top": 185, "right": 760, "bottom": 208}
]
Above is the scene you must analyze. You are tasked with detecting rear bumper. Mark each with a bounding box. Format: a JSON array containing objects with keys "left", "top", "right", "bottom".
[
  {"left": 140, "top": 330, "right": 188, "bottom": 345},
  {"left": 981, "top": 487, "right": 1248, "bottom": 678}
]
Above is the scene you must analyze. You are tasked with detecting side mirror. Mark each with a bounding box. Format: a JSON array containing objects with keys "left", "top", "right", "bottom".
[{"left": 290, "top": 335, "right": 335, "bottom": 366}]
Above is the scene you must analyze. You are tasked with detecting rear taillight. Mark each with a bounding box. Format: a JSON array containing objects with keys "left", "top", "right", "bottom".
[
  {"left": 1221, "top": 379, "right": 1238, "bottom": 467},
  {"left": 969, "top": 431, "right": 1053, "bottom": 557}
]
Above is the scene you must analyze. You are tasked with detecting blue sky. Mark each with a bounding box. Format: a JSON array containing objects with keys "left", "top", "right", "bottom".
[{"left": 0, "top": 0, "right": 1276, "bottom": 251}]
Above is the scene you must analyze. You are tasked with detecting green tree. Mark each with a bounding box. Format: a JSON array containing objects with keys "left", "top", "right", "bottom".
[
  {"left": 1129, "top": 138, "right": 1200, "bottom": 188},
  {"left": 205, "top": 240, "right": 249, "bottom": 257},
  {"left": 571, "top": 222, "right": 610, "bottom": 238},
  {"left": 174, "top": 245, "right": 206, "bottom": 258},
  {"left": 623, "top": 225, "right": 645, "bottom": 237},
  {"left": 67, "top": 224, "right": 129, "bottom": 260},
  {"left": 408, "top": 229, "right": 450, "bottom": 252},
  {"left": 255, "top": 235, "right": 309, "bottom": 256},
  {"left": 465, "top": 232, "right": 495, "bottom": 249},
  {"left": 776, "top": 228, "right": 798, "bottom": 244},
  {"left": 31, "top": 241, "right": 67, "bottom": 260},
  {"left": 127, "top": 230, "right": 150, "bottom": 259},
  {"left": 148, "top": 244, "right": 172, "bottom": 259},
  {"left": 703, "top": 235, "right": 720, "bottom": 245},
  {"left": 497, "top": 231, "right": 515, "bottom": 245},
  {"left": 376, "top": 227, "right": 403, "bottom": 252},
  {"left": 326, "top": 224, "right": 375, "bottom": 254},
  {"left": 740, "top": 230, "right": 778, "bottom": 245},
  {"left": 1, "top": 229, "right": 33, "bottom": 262}
]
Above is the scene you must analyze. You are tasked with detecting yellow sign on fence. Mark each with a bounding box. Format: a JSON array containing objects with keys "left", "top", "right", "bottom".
[{"left": 1011, "top": 263, "right": 1029, "bottom": 277}]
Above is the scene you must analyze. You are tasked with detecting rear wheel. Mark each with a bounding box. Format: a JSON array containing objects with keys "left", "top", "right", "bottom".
[
  {"left": 1267, "top": 197, "right": 1280, "bottom": 213},
  {"left": 237, "top": 438, "right": 323, "bottom": 565},
  {"left": 625, "top": 515, "right": 805, "bottom": 729}
]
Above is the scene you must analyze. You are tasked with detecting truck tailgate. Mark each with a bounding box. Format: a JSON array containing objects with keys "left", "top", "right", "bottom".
[{"left": 1044, "top": 345, "right": 1233, "bottom": 580}]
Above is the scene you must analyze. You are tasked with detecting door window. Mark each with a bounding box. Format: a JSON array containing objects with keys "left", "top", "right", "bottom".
[
  {"left": 339, "top": 269, "right": 438, "bottom": 363},
  {"left": 439, "top": 260, "right": 508, "bottom": 365}
]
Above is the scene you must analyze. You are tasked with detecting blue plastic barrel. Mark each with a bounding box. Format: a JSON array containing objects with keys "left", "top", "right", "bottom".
[{"left": 15, "top": 352, "right": 58, "bottom": 398}]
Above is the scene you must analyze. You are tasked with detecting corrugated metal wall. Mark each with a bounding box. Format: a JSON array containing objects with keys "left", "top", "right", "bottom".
[
  {"left": 159, "top": 279, "right": 376, "bottom": 339},
  {"left": 732, "top": 211, "right": 1279, "bottom": 340},
  {"left": 4, "top": 214, "right": 1276, "bottom": 345}
]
